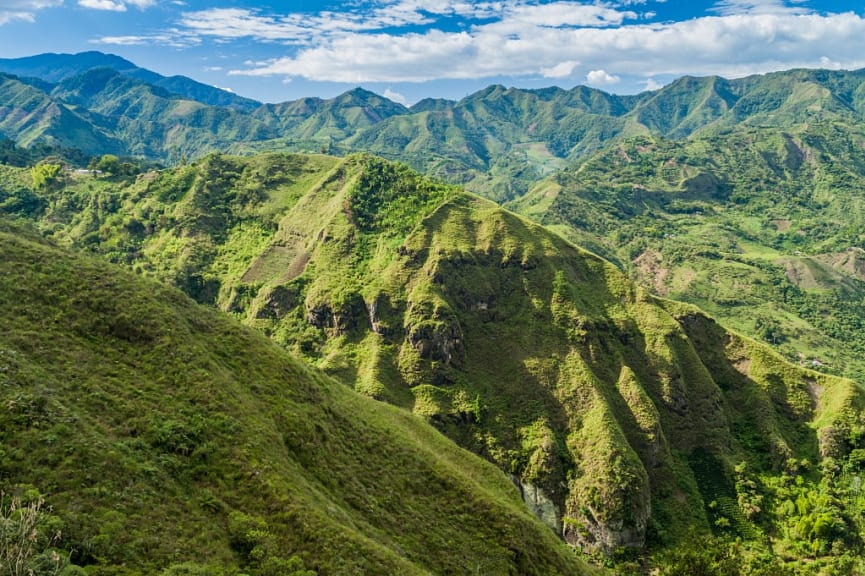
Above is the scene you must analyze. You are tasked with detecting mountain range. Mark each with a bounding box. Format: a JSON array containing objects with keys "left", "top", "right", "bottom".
[
  {"left": 5, "top": 51, "right": 865, "bottom": 574},
  {"left": 3, "top": 52, "right": 865, "bottom": 200}
]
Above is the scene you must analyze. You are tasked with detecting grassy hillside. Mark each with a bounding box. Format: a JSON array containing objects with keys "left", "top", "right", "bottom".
[
  {"left": 6, "top": 152, "right": 865, "bottom": 573},
  {"left": 511, "top": 123, "right": 865, "bottom": 383},
  {"left": 0, "top": 73, "right": 123, "bottom": 154},
  {"left": 0, "top": 218, "right": 590, "bottom": 575}
]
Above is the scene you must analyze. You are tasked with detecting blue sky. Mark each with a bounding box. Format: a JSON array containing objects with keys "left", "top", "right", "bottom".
[{"left": 1, "top": 0, "right": 863, "bottom": 104}]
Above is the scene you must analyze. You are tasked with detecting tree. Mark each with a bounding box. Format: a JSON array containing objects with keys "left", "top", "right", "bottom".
[
  {"left": 94, "top": 154, "right": 121, "bottom": 175},
  {"left": 30, "top": 162, "right": 63, "bottom": 190}
]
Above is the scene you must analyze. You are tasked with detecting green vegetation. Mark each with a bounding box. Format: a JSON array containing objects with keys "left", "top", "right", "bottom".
[
  {"left": 0, "top": 219, "right": 589, "bottom": 575},
  {"left": 0, "top": 492, "right": 68, "bottom": 576},
  {"left": 5, "top": 152, "right": 865, "bottom": 573},
  {"left": 512, "top": 124, "right": 865, "bottom": 382},
  {"left": 30, "top": 162, "right": 62, "bottom": 190},
  {"left": 6, "top": 55, "right": 865, "bottom": 572}
]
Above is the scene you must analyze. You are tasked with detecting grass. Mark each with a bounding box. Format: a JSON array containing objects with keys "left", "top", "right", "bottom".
[
  {"left": 0, "top": 218, "right": 591, "bottom": 575},
  {"left": 4, "top": 151, "right": 865, "bottom": 572}
]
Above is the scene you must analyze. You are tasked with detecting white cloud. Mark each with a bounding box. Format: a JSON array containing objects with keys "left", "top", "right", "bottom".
[
  {"left": 541, "top": 60, "right": 578, "bottom": 78},
  {"left": 78, "top": 0, "right": 156, "bottom": 11},
  {"left": 91, "top": 31, "right": 198, "bottom": 48},
  {"left": 819, "top": 56, "right": 842, "bottom": 70},
  {"left": 642, "top": 78, "right": 664, "bottom": 91},
  {"left": 586, "top": 69, "right": 621, "bottom": 86},
  {"left": 383, "top": 88, "right": 408, "bottom": 105},
  {"left": 79, "top": 0, "right": 126, "bottom": 11},
  {"left": 0, "top": 0, "right": 61, "bottom": 25},
  {"left": 502, "top": 3, "right": 636, "bottom": 28},
  {"left": 93, "top": 34, "right": 149, "bottom": 44},
  {"left": 226, "top": 10, "right": 865, "bottom": 86},
  {"left": 179, "top": 2, "right": 638, "bottom": 46},
  {"left": 179, "top": 8, "right": 310, "bottom": 43}
]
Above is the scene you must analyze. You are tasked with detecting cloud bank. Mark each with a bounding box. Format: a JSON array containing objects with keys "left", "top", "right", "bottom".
[{"left": 88, "top": 1, "right": 865, "bottom": 89}]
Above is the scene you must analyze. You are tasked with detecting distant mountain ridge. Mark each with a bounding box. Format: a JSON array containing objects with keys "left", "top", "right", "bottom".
[
  {"left": 3, "top": 52, "right": 865, "bottom": 200},
  {"left": 0, "top": 51, "right": 261, "bottom": 112}
]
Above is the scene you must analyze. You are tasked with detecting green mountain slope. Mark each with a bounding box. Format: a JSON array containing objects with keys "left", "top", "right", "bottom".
[
  {"left": 0, "top": 218, "right": 590, "bottom": 576},
  {"left": 511, "top": 122, "right": 865, "bottom": 382},
  {"left": 0, "top": 51, "right": 261, "bottom": 111},
  {"left": 48, "top": 68, "right": 274, "bottom": 159},
  {"left": 345, "top": 84, "right": 636, "bottom": 201},
  {"left": 0, "top": 73, "right": 123, "bottom": 154},
  {"left": 8, "top": 152, "right": 865, "bottom": 572},
  {"left": 5, "top": 52, "right": 865, "bottom": 205}
]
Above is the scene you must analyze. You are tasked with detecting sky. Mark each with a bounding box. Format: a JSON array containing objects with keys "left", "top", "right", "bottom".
[{"left": 0, "top": 0, "right": 863, "bottom": 105}]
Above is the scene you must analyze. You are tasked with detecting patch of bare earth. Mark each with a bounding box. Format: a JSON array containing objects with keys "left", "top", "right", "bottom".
[
  {"left": 806, "top": 380, "right": 823, "bottom": 410},
  {"left": 772, "top": 219, "right": 791, "bottom": 232},
  {"left": 632, "top": 250, "right": 671, "bottom": 296},
  {"left": 734, "top": 358, "right": 751, "bottom": 377},
  {"left": 816, "top": 248, "right": 865, "bottom": 281}
]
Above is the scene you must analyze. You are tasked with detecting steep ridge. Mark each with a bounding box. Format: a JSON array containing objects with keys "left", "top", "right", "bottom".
[
  {"left": 0, "top": 218, "right": 589, "bottom": 575},
  {"left": 8, "top": 153, "right": 865, "bottom": 571},
  {"left": 0, "top": 73, "right": 123, "bottom": 153}
]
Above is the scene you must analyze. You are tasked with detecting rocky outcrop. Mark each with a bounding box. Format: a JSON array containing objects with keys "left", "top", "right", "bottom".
[
  {"left": 306, "top": 292, "right": 367, "bottom": 335},
  {"left": 511, "top": 476, "right": 563, "bottom": 536},
  {"left": 406, "top": 319, "right": 465, "bottom": 366}
]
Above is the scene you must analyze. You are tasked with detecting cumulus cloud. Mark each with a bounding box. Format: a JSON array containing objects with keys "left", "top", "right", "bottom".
[
  {"left": 384, "top": 88, "right": 408, "bottom": 105},
  {"left": 225, "top": 8, "right": 865, "bottom": 86},
  {"left": 642, "top": 77, "right": 664, "bottom": 91},
  {"left": 586, "top": 69, "right": 621, "bottom": 86},
  {"left": 78, "top": 0, "right": 156, "bottom": 11},
  {"left": 541, "top": 60, "right": 579, "bottom": 79},
  {"left": 0, "top": 0, "right": 61, "bottom": 25}
]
